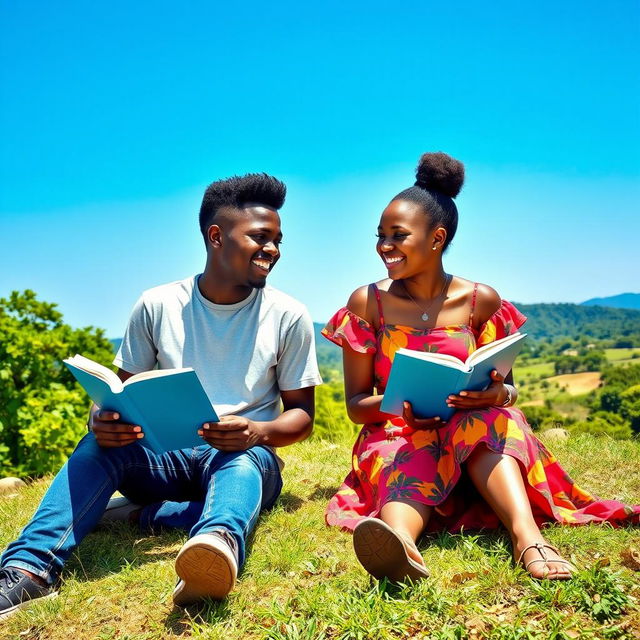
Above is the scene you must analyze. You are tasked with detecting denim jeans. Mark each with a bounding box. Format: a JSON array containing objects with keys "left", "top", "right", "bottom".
[{"left": 1, "top": 433, "right": 282, "bottom": 585}]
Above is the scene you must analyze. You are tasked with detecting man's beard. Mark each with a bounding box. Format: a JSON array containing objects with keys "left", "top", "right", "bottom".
[{"left": 248, "top": 277, "right": 267, "bottom": 289}]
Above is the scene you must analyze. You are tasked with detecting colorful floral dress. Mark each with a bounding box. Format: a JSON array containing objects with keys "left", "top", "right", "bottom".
[{"left": 322, "top": 284, "right": 640, "bottom": 532}]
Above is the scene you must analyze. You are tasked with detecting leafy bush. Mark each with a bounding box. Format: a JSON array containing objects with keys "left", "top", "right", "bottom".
[
  {"left": 15, "top": 384, "right": 90, "bottom": 475},
  {"left": 619, "top": 384, "right": 640, "bottom": 433},
  {"left": 521, "top": 406, "right": 568, "bottom": 431},
  {"left": 600, "top": 363, "right": 640, "bottom": 389},
  {"left": 0, "top": 290, "right": 114, "bottom": 477},
  {"left": 569, "top": 411, "right": 633, "bottom": 440}
]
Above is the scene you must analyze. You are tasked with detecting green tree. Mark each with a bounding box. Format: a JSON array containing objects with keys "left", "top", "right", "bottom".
[
  {"left": 620, "top": 384, "right": 640, "bottom": 434},
  {"left": 599, "top": 389, "right": 622, "bottom": 413},
  {"left": 0, "top": 290, "right": 114, "bottom": 476}
]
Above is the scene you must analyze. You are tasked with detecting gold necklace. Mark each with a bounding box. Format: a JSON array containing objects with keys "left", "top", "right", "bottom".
[{"left": 402, "top": 274, "right": 451, "bottom": 322}]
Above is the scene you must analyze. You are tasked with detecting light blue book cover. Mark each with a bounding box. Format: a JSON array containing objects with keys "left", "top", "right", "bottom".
[
  {"left": 64, "top": 355, "right": 219, "bottom": 454},
  {"left": 380, "top": 333, "right": 527, "bottom": 421}
]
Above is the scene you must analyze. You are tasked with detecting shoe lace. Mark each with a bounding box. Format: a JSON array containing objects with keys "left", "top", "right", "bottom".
[{"left": 0, "top": 568, "right": 24, "bottom": 591}]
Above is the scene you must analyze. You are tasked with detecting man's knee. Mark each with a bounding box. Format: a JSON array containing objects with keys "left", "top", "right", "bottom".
[{"left": 67, "top": 432, "right": 144, "bottom": 474}]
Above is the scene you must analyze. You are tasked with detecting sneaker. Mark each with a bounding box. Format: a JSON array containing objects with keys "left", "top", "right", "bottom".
[
  {"left": 99, "top": 496, "right": 142, "bottom": 524},
  {"left": 173, "top": 532, "right": 238, "bottom": 606},
  {"left": 0, "top": 567, "right": 57, "bottom": 620}
]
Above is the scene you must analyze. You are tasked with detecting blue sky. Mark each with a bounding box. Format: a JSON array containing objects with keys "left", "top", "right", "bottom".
[{"left": 1, "top": 1, "right": 638, "bottom": 337}]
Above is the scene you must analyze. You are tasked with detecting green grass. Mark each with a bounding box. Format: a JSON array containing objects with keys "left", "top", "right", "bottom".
[
  {"left": 516, "top": 361, "right": 555, "bottom": 381},
  {"left": 604, "top": 349, "right": 640, "bottom": 363},
  {"left": 1, "top": 435, "right": 639, "bottom": 640}
]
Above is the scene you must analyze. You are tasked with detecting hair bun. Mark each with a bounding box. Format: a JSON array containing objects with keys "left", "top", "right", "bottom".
[{"left": 415, "top": 152, "right": 465, "bottom": 198}]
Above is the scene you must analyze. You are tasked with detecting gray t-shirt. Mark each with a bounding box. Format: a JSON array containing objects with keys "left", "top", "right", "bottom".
[{"left": 114, "top": 275, "right": 322, "bottom": 423}]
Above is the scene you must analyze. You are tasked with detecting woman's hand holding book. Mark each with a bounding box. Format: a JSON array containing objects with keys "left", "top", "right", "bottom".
[{"left": 445, "top": 370, "right": 510, "bottom": 410}]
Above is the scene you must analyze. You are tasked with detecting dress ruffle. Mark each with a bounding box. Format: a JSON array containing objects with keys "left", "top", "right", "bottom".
[
  {"left": 321, "top": 307, "right": 377, "bottom": 354},
  {"left": 476, "top": 300, "right": 527, "bottom": 347}
]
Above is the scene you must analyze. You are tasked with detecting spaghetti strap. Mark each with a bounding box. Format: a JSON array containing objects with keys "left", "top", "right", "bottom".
[
  {"left": 469, "top": 282, "right": 479, "bottom": 326},
  {"left": 370, "top": 283, "right": 385, "bottom": 327}
]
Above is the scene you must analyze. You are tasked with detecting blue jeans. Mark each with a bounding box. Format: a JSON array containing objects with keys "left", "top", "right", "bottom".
[{"left": 1, "top": 433, "right": 282, "bottom": 585}]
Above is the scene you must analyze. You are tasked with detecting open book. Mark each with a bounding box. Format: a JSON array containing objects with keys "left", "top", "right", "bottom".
[
  {"left": 64, "top": 354, "right": 219, "bottom": 454},
  {"left": 380, "top": 332, "right": 527, "bottom": 420}
]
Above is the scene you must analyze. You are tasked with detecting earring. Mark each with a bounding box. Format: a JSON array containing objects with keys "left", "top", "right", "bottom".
[{"left": 432, "top": 245, "right": 437, "bottom": 251}]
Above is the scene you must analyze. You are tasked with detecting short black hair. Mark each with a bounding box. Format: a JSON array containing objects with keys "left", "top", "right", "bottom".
[
  {"left": 199, "top": 173, "right": 286, "bottom": 239},
  {"left": 392, "top": 152, "right": 465, "bottom": 251}
]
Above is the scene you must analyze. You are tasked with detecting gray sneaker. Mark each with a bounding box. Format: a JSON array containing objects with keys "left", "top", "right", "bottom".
[
  {"left": 0, "top": 567, "right": 57, "bottom": 620},
  {"left": 100, "top": 496, "right": 142, "bottom": 524},
  {"left": 173, "top": 531, "right": 239, "bottom": 605}
]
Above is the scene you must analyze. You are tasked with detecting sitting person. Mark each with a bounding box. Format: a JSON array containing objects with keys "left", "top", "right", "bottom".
[
  {"left": 0, "top": 173, "right": 322, "bottom": 619},
  {"left": 322, "top": 152, "right": 639, "bottom": 583}
]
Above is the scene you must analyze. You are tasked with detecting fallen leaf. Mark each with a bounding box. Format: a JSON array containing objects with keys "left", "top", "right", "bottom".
[
  {"left": 595, "top": 556, "right": 611, "bottom": 567},
  {"left": 621, "top": 547, "right": 640, "bottom": 571},
  {"left": 451, "top": 571, "right": 478, "bottom": 583},
  {"left": 464, "top": 617, "right": 487, "bottom": 635}
]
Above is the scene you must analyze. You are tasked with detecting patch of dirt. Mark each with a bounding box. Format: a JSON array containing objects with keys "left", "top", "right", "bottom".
[{"left": 546, "top": 372, "right": 601, "bottom": 395}]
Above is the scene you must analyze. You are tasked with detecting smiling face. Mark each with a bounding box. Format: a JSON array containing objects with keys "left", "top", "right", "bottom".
[
  {"left": 207, "top": 205, "right": 282, "bottom": 289},
  {"left": 376, "top": 199, "right": 445, "bottom": 279}
]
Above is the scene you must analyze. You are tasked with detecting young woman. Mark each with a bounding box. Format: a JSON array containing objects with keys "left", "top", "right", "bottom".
[{"left": 322, "top": 152, "right": 639, "bottom": 582}]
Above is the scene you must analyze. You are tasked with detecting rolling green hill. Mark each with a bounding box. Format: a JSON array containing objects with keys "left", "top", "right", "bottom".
[{"left": 516, "top": 303, "right": 640, "bottom": 343}]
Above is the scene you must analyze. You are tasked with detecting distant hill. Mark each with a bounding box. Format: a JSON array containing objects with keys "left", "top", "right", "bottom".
[
  {"left": 515, "top": 303, "right": 640, "bottom": 342},
  {"left": 581, "top": 293, "right": 640, "bottom": 310}
]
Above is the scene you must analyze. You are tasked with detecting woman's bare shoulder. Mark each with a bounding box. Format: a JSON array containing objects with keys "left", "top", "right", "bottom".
[
  {"left": 346, "top": 280, "right": 393, "bottom": 324},
  {"left": 473, "top": 282, "right": 502, "bottom": 325},
  {"left": 346, "top": 285, "right": 373, "bottom": 321}
]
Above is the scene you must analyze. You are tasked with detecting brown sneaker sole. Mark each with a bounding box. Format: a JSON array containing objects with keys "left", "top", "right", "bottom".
[
  {"left": 173, "top": 534, "right": 237, "bottom": 605},
  {"left": 353, "top": 518, "right": 429, "bottom": 583}
]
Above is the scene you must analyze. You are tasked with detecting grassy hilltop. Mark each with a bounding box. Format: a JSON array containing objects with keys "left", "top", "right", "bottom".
[
  {"left": 2, "top": 293, "right": 639, "bottom": 638},
  {"left": 1, "top": 433, "right": 639, "bottom": 640}
]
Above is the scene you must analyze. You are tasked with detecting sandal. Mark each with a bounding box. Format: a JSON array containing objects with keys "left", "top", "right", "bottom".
[
  {"left": 515, "top": 542, "right": 576, "bottom": 579},
  {"left": 353, "top": 517, "right": 429, "bottom": 583}
]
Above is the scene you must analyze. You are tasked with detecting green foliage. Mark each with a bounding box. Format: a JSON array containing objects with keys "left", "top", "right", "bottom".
[
  {"left": 521, "top": 406, "right": 572, "bottom": 432},
  {"left": 553, "top": 350, "right": 606, "bottom": 375},
  {"left": 312, "top": 378, "right": 357, "bottom": 442},
  {"left": 0, "top": 290, "right": 114, "bottom": 476},
  {"left": 569, "top": 412, "right": 633, "bottom": 440},
  {"left": 516, "top": 303, "right": 640, "bottom": 344},
  {"left": 575, "top": 568, "right": 631, "bottom": 623},
  {"left": 592, "top": 365, "right": 640, "bottom": 435},
  {"left": 531, "top": 566, "right": 630, "bottom": 624},
  {"left": 15, "top": 383, "right": 91, "bottom": 474},
  {"left": 600, "top": 363, "right": 640, "bottom": 389},
  {"left": 619, "top": 385, "right": 640, "bottom": 433},
  {"left": 313, "top": 322, "right": 342, "bottom": 371}
]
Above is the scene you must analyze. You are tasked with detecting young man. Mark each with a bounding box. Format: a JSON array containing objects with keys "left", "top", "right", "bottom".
[{"left": 0, "top": 173, "right": 322, "bottom": 618}]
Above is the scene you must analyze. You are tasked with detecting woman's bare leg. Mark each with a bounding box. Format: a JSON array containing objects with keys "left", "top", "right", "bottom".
[
  {"left": 466, "top": 444, "right": 573, "bottom": 579},
  {"left": 379, "top": 500, "right": 432, "bottom": 566}
]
